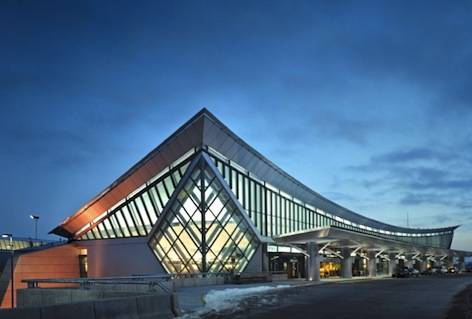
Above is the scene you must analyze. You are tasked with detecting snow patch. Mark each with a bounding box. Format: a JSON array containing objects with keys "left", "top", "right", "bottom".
[
  {"left": 180, "top": 285, "right": 290, "bottom": 318},
  {"left": 203, "top": 285, "right": 289, "bottom": 312}
]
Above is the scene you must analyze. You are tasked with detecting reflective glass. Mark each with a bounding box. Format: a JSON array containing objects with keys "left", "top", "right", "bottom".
[
  {"left": 149, "top": 158, "right": 259, "bottom": 274},
  {"left": 78, "top": 157, "right": 191, "bottom": 240}
]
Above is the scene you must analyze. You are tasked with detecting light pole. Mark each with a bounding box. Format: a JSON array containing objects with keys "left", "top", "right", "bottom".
[
  {"left": 30, "top": 215, "right": 39, "bottom": 240},
  {"left": 1, "top": 233, "right": 14, "bottom": 308}
]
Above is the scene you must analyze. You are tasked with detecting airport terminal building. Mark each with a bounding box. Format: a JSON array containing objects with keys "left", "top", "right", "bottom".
[{"left": 1, "top": 109, "right": 470, "bottom": 307}]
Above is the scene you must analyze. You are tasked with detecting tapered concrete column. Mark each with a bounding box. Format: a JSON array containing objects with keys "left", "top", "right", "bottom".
[
  {"left": 341, "top": 248, "right": 353, "bottom": 278},
  {"left": 368, "top": 251, "right": 377, "bottom": 277},
  {"left": 459, "top": 256, "right": 465, "bottom": 272},
  {"left": 261, "top": 243, "right": 269, "bottom": 272},
  {"left": 437, "top": 256, "right": 447, "bottom": 268},
  {"left": 387, "top": 253, "right": 397, "bottom": 276},
  {"left": 307, "top": 242, "right": 321, "bottom": 281},
  {"left": 404, "top": 259, "right": 414, "bottom": 269},
  {"left": 419, "top": 258, "right": 428, "bottom": 272},
  {"left": 447, "top": 254, "right": 454, "bottom": 268}
]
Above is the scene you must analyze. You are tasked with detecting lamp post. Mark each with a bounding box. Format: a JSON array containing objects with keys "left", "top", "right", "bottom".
[
  {"left": 1, "top": 233, "right": 14, "bottom": 308},
  {"left": 30, "top": 215, "right": 39, "bottom": 240}
]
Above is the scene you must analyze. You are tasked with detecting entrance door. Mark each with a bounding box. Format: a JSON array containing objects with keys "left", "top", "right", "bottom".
[
  {"left": 269, "top": 253, "right": 306, "bottom": 278},
  {"left": 288, "top": 258, "right": 299, "bottom": 278}
]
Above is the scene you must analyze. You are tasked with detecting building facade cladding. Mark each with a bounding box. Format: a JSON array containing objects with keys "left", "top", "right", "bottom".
[
  {"left": 207, "top": 148, "right": 454, "bottom": 249},
  {"left": 147, "top": 153, "right": 260, "bottom": 274},
  {"left": 75, "top": 147, "right": 454, "bottom": 274},
  {"left": 60, "top": 109, "right": 458, "bottom": 275},
  {"left": 77, "top": 149, "right": 196, "bottom": 240}
]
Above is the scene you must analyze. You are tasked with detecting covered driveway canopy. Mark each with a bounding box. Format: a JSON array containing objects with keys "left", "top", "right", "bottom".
[{"left": 275, "top": 226, "right": 472, "bottom": 258}]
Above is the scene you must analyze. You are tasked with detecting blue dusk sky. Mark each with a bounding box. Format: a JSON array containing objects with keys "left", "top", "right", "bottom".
[{"left": 1, "top": 1, "right": 471, "bottom": 250}]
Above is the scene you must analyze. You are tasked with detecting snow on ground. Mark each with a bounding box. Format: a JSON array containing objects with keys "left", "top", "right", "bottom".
[
  {"left": 203, "top": 285, "right": 290, "bottom": 312},
  {"left": 179, "top": 285, "right": 290, "bottom": 318}
]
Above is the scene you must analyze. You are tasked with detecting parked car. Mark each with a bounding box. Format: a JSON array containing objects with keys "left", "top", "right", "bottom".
[
  {"left": 392, "top": 267, "right": 410, "bottom": 278},
  {"left": 432, "top": 266, "right": 448, "bottom": 275},
  {"left": 408, "top": 268, "right": 420, "bottom": 278},
  {"left": 465, "top": 263, "right": 472, "bottom": 272},
  {"left": 421, "top": 269, "right": 433, "bottom": 276},
  {"left": 447, "top": 266, "right": 459, "bottom": 274}
]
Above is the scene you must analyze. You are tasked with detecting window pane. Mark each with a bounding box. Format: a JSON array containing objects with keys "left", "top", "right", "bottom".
[
  {"left": 128, "top": 202, "right": 146, "bottom": 235},
  {"left": 136, "top": 196, "right": 152, "bottom": 232},
  {"left": 103, "top": 218, "right": 116, "bottom": 238},
  {"left": 109, "top": 214, "right": 124, "bottom": 237},
  {"left": 121, "top": 206, "right": 138, "bottom": 236},
  {"left": 142, "top": 191, "right": 158, "bottom": 223}
]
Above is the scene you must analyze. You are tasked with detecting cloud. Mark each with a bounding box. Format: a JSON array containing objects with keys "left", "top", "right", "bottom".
[
  {"left": 305, "top": 110, "right": 379, "bottom": 145},
  {"left": 0, "top": 124, "right": 128, "bottom": 171},
  {"left": 432, "top": 214, "right": 453, "bottom": 225},
  {"left": 322, "top": 191, "right": 355, "bottom": 203},
  {"left": 328, "top": 2, "right": 472, "bottom": 116},
  {"left": 398, "top": 193, "right": 470, "bottom": 211},
  {"left": 400, "top": 193, "right": 445, "bottom": 206},
  {"left": 372, "top": 148, "right": 451, "bottom": 164},
  {"left": 345, "top": 144, "right": 472, "bottom": 215},
  {"left": 408, "top": 178, "right": 472, "bottom": 192}
]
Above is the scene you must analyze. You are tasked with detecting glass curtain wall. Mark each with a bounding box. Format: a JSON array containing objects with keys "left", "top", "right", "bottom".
[
  {"left": 78, "top": 154, "right": 194, "bottom": 240},
  {"left": 209, "top": 152, "right": 453, "bottom": 248},
  {"left": 148, "top": 156, "right": 259, "bottom": 274},
  {"left": 0, "top": 238, "right": 50, "bottom": 251},
  {"left": 76, "top": 147, "right": 453, "bottom": 249}
]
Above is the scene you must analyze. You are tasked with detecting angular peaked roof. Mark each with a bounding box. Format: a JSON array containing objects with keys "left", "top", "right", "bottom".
[{"left": 51, "top": 108, "right": 459, "bottom": 238}]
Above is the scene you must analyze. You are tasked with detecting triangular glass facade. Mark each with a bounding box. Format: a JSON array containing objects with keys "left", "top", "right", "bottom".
[
  {"left": 148, "top": 155, "right": 260, "bottom": 274},
  {"left": 78, "top": 155, "right": 193, "bottom": 240}
]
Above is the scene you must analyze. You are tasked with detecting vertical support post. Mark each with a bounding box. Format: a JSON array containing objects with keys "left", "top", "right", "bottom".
[
  {"left": 307, "top": 242, "right": 320, "bottom": 281},
  {"left": 368, "top": 251, "right": 377, "bottom": 277},
  {"left": 33, "top": 218, "right": 38, "bottom": 241},
  {"left": 387, "top": 253, "right": 397, "bottom": 276},
  {"left": 199, "top": 158, "right": 207, "bottom": 274},
  {"left": 341, "top": 248, "right": 353, "bottom": 279},
  {"left": 447, "top": 254, "right": 454, "bottom": 269},
  {"left": 459, "top": 256, "right": 465, "bottom": 272},
  {"left": 10, "top": 236, "right": 14, "bottom": 308},
  {"left": 419, "top": 257, "right": 428, "bottom": 272},
  {"left": 261, "top": 243, "right": 269, "bottom": 272},
  {"left": 404, "top": 259, "right": 414, "bottom": 270}
]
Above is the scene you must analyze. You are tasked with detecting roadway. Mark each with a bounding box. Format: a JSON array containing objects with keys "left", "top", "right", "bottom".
[{"left": 207, "top": 274, "right": 472, "bottom": 319}]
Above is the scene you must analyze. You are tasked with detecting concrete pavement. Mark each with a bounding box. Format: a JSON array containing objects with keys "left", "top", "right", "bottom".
[
  {"left": 207, "top": 274, "right": 472, "bottom": 319},
  {"left": 177, "top": 274, "right": 472, "bottom": 319},
  {"left": 176, "top": 275, "right": 391, "bottom": 314}
]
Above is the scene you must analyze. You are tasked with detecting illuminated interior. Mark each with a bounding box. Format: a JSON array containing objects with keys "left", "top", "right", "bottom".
[
  {"left": 320, "top": 261, "right": 341, "bottom": 278},
  {"left": 148, "top": 157, "right": 259, "bottom": 274}
]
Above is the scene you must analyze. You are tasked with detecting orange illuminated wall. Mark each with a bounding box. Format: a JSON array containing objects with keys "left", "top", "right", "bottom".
[{"left": 0, "top": 244, "right": 81, "bottom": 308}]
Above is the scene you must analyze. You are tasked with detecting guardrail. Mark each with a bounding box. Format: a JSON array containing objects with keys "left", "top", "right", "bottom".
[{"left": 22, "top": 272, "right": 231, "bottom": 294}]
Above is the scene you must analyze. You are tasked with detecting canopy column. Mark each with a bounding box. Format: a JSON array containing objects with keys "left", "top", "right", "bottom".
[
  {"left": 387, "top": 253, "right": 397, "bottom": 276},
  {"left": 261, "top": 243, "right": 269, "bottom": 272},
  {"left": 341, "top": 248, "right": 353, "bottom": 279},
  {"left": 447, "top": 253, "right": 454, "bottom": 269},
  {"left": 459, "top": 256, "right": 465, "bottom": 272},
  {"left": 419, "top": 257, "right": 428, "bottom": 272},
  {"left": 404, "top": 259, "right": 414, "bottom": 269},
  {"left": 307, "top": 242, "right": 321, "bottom": 281},
  {"left": 368, "top": 251, "right": 377, "bottom": 277}
]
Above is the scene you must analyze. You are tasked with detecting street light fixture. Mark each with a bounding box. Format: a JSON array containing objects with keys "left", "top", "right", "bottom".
[
  {"left": 1, "top": 233, "right": 14, "bottom": 308},
  {"left": 30, "top": 215, "right": 39, "bottom": 240}
]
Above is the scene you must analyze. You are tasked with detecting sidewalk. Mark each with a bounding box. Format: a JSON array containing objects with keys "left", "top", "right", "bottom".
[{"left": 176, "top": 275, "right": 391, "bottom": 314}]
